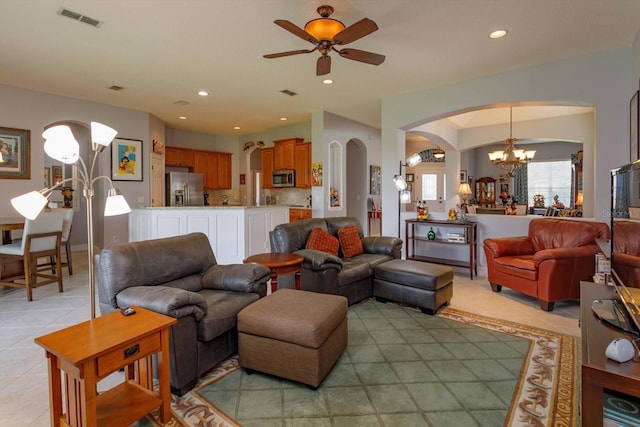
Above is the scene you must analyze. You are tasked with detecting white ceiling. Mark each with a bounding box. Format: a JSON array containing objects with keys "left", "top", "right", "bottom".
[{"left": 1, "top": 1, "right": 638, "bottom": 136}]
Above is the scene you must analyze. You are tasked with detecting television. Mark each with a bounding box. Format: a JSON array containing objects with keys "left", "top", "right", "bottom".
[{"left": 611, "top": 161, "right": 640, "bottom": 289}]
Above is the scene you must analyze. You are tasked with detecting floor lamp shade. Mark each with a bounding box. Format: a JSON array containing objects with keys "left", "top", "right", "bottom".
[
  {"left": 91, "top": 122, "right": 118, "bottom": 148},
  {"left": 11, "top": 190, "right": 49, "bottom": 220},
  {"left": 43, "top": 125, "right": 80, "bottom": 164}
]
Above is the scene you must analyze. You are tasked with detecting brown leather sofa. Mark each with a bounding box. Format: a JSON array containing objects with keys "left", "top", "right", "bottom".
[
  {"left": 483, "top": 218, "right": 610, "bottom": 311},
  {"left": 96, "top": 232, "right": 271, "bottom": 395},
  {"left": 613, "top": 220, "right": 640, "bottom": 288},
  {"left": 269, "top": 216, "right": 403, "bottom": 305}
]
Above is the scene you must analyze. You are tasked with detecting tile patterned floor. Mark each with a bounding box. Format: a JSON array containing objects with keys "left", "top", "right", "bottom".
[{"left": 0, "top": 253, "right": 580, "bottom": 426}]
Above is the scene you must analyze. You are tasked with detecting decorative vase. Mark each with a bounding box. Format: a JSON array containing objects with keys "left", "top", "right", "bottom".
[{"left": 427, "top": 227, "right": 436, "bottom": 240}]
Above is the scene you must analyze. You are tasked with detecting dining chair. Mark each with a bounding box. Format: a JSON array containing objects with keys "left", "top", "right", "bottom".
[
  {"left": 0, "top": 211, "right": 63, "bottom": 301},
  {"left": 48, "top": 208, "right": 74, "bottom": 275}
]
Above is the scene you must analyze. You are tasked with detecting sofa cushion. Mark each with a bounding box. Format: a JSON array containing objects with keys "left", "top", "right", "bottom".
[
  {"left": 528, "top": 219, "right": 598, "bottom": 252},
  {"left": 338, "top": 225, "right": 364, "bottom": 258},
  {"left": 337, "top": 259, "right": 372, "bottom": 286},
  {"left": 197, "top": 289, "right": 260, "bottom": 342},
  {"left": 306, "top": 227, "right": 339, "bottom": 256}
]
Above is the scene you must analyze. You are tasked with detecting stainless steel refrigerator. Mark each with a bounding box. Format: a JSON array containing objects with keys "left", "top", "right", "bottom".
[{"left": 166, "top": 172, "right": 204, "bottom": 206}]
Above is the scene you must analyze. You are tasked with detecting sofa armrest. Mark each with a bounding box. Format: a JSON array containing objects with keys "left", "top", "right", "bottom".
[
  {"left": 115, "top": 286, "right": 208, "bottom": 321},
  {"left": 362, "top": 236, "right": 403, "bottom": 258},
  {"left": 294, "top": 249, "right": 343, "bottom": 271},
  {"left": 533, "top": 245, "right": 599, "bottom": 267},
  {"left": 202, "top": 264, "right": 270, "bottom": 296},
  {"left": 484, "top": 236, "right": 534, "bottom": 258}
]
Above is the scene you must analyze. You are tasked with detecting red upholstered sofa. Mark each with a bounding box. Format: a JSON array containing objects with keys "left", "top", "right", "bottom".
[
  {"left": 613, "top": 220, "right": 640, "bottom": 288},
  {"left": 483, "top": 218, "right": 610, "bottom": 311}
]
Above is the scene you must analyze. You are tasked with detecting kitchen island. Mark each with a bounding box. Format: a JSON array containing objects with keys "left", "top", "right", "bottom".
[{"left": 129, "top": 206, "right": 289, "bottom": 264}]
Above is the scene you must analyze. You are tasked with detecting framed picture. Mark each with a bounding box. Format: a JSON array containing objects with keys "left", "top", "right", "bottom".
[
  {"left": 312, "top": 161, "right": 323, "bottom": 186},
  {"left": 460, "top": 170, "right": 468, "bottom": 183},
  {"left": 44, "top": 167, "right": 51, "bottom": 188},
  {"left": 631, "top": 91, "right": 639, "bottom": 162},
  {"left": 152, "top": 139, "right": 164, "bottom": 154},
  {"left": 0, "top": 126, "right": 30, "bottom": 179},
  {"left": 369, "top": 165, "right": 381, "bottom": 195},
  {"left": 52, "top": 165, "right": 63, "bottom": 185},
  {"left": 405, "top": 173, "right": 414, "bottom": 182},
  {"left": 112, "top": 138, "right": 143, "bottom": 181},
  {"left": 406, "top": 183, "right": 413, "bottom": 192}
]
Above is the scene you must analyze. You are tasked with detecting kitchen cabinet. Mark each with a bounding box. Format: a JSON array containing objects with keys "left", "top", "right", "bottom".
[
  {"left": 475, "top": 176, "right": 497, "bottom": 207},
  {"left": 273, "top": 138, "right": 302, "bottom": 170},
  {"left": 294, "top": 141, "right": 311, "bottom": 188},
  {"left": 165, "top": 147, "right": 195, "bottom": 167},
  {"left": 289, "top": 208, "right": 312, "bottom": 223},
  {"left": 167, "top": 146, "right": 231, "bottom": 190},
  {"left": 261, "top": 147, "right": 274, "bottom": 188}
]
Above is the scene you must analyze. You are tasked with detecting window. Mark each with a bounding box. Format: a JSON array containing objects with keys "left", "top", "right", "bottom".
[
  {"left": 527, "top": 160, "right": 572, "bottom": 207},
  {"left": 421, "top": 174, "right": 437, "bottom": 200}
]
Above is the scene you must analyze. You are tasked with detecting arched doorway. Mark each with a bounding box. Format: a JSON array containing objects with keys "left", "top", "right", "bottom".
[{"left": 345, "top": 138, "right": 368, "bottom": 231}]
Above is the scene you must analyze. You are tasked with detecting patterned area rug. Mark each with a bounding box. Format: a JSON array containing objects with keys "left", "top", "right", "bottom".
[{"left": 144, "top": 303, "right": 579, "bottom": 427}]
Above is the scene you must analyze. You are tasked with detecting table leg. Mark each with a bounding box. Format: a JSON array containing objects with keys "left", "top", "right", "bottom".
[
  {"left": 294, "top": 272, "right": 301, "bottom": 290},
  {"left": 159, "top": 329, "right": 172, "bottom": 423},
  {"left": 46, "top": 352, "right": 63, "bottom": 427},
  {"left": 270, "top": 273, "right": 278, "bottom": 293}
]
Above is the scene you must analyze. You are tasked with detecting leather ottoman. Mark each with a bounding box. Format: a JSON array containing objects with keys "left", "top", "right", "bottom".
[
  {"left": 373, "top": 259, "right": 453, "bottom": 314},
  {"left": 237, "top": 289, "right": 348, "bottom": 388}
]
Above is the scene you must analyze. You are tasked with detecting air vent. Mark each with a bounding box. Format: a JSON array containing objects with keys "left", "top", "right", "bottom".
[
  {"left": 57, "top": 7, "right": 103, "bottom": 28},
  {"left": 173, "top": 100, "right": 190, "bottom": 106},
  {"left": 109, "top": 85, "right": 125, "bottom": 91},
  {"left": 280, "top": 89, "right": 298, "bottom": 96}
]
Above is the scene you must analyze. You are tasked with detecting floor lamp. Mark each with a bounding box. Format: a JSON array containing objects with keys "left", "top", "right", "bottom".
[
  {"left": 393, "top": 154, "right": 423, "bottom": 237},
  {"left": 10, "top": 122, "right": 131, "bottom": 319}
]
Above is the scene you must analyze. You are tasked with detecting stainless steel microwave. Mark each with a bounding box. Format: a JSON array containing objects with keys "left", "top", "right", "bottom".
[{"left": 273, "top": 169, "right": 295, "bottom": 188}]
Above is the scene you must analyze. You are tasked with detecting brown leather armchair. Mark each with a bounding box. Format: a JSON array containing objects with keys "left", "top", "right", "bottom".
[
  {"left": 483, "top": 218, "right": 610, "bottom": 311},
  {"left": 613, "top": 220, "right": 640, "bottom": 288}
]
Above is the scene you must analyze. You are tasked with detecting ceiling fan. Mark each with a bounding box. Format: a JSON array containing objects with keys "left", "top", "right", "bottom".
[{"left": 263, "top": 5, "right": 385, "bottom": 76}]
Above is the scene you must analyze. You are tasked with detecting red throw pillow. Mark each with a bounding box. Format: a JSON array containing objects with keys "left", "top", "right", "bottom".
[
  {"left": 338, "top": 225, "right": 364, "bottom": 258},
  {"left": 306, "top": 227, "right": 339, "bottom": 256}
]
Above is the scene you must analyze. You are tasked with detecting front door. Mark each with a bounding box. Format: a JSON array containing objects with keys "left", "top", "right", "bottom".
[{"left": 414, "top": 163, "right": 446, "bottom": 213}]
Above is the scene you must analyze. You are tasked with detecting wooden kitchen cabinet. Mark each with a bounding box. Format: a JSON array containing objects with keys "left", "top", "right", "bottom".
[
  {"left": 217, "top": 153, "right": 232, "bottom": 189},
  {"left": 168, "top": 146, "right": 231, "bottom": 190},
  {"left": 273, "top": 138, "right": 303, "bottom": 170},
  {"left": 165, "top": 147, "right": 195, "bottom": 167},
  {"left": 289, "top": 208, "right": 312, "bottom": 223},
  {"left": 294, "top": 141, "right": 311, "bottom": 188},
  {"left": 261, "top": 147, "right": 274, "bottom": 188}
]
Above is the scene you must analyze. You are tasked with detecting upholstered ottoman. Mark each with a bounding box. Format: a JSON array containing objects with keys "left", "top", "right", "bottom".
[
  {"left": 373, "top": 259, "right": 454, "bottom": 314},
  {"left": 237, "top": 289, "right": 348, "bottom": 388}
]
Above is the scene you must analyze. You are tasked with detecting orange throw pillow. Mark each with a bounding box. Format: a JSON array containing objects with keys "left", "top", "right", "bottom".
[
  {"left": 338, "top": 225, "right": 364, "bottom": 258},
  {"left": 306, "top": 227, "right": 339, "bottom": 256}
]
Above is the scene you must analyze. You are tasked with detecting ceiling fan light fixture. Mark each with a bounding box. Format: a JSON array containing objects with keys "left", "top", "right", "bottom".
[{"left": 304, "top": 18, "right": 345, "bottom": 41}]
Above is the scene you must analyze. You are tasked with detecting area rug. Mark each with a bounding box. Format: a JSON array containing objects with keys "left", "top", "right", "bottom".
[{"left": 144, "top": 300, "right": 579, "bottom": 427}]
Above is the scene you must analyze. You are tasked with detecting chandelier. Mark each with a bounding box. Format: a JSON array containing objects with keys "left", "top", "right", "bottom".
[{"left": 488, "top": 107, "right": 535, "bottom": 177}]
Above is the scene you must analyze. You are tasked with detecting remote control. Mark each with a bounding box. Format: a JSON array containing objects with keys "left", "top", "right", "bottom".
[{"left": 121, "top": 307, "right": 136, "bottom": 316}]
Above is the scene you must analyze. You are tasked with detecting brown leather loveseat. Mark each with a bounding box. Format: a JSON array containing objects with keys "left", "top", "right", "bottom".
[
  {"left": 483, "top": 218, "right": 610, "bottom": 311},
  {"left": 613, "top": 220, "right": 640, "bottom": 288}
]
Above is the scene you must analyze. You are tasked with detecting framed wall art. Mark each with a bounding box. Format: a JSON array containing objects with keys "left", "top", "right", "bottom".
[
  {"left": 312, "top": 161, "right": 323, "bottom": 186},
  {"left": 631, "top": 90, "right": 639, "bottom": 162},
  {"left": 112, "top": 138, "right": 143, "bottom": 181},
  {"left": 0, "top": 126, "right": 30, "bottom": 179},
  {"left": 405, "top": 173, "right": 414, "bottom": 182},
  {"left": 44, "top": 167, "right": 51, "bottom": 188},
  {"left": 52, "top": 165, "right": 63, "bottom": 185},
  {"left": 369, "top": 165, "right": 381, "bottom": 195},
  {"left": 460, "top": 170, "right": 468, "bottom": 183}
]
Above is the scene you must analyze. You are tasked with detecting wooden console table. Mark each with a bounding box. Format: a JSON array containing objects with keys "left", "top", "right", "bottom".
[
  {"left": 581, "top": 281, "right": 640, "bottom": 426},
  {"left": 405, "top": 219, "right": 477, "bottom": 279},
  {"left": 34, "top": 307, "right": 176, "bottom": 427}
]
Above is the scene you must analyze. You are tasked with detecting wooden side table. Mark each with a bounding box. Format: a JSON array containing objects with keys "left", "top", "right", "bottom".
[
  {"left": 244, "top": 252, "right": 304, "bottom": 293},
  {"left": 367, "top": 210, "right": 382, "bottom": 236},
  {"left": 34, "top": 307, "right": 176, "bottom": 427}
]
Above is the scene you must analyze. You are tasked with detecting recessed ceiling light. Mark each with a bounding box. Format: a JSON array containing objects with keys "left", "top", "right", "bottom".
[
  {"left": 197, "top": 90, "right": 209, "bottom": 96},
  {"left": 178, "top": 116, "right": 187, "bottom": 120},
  {"left": 489, "top": 29, "right": 508, "bottom": 39},
  {"left": 280, "top": 117, "right": 287, "bottom": 121},
  {"left": 234, "top": 126, "right": 241, "bottom": 130},
  {"left": 322, "top": 79, "right": 334, "bottom": 85}
]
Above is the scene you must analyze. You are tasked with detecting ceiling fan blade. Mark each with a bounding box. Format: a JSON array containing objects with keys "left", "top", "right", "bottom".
[
  {"left": 263, "top": 48, "right": 316, "bottom": 59},
  {"left": 333, "top": 18, "right": 378, "bottom": 45},
  {"left": 274, "top": 20, "right": 318, "bottom": 44},
  {"left": 337, "top": 48, "right": 385, "bottom": 65},
  {"left": 317, "top": 55, "right": 331, "bottom": 76}
]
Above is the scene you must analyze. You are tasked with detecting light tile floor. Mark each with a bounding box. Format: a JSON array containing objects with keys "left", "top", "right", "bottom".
[{"left": 0, "top": 252, "right": 580, "bottom": 426}]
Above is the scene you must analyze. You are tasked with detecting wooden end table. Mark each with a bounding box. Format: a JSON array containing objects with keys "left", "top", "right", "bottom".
[
  {"left": 244, "top": 252, "right": 304, "bottom": 293},
  {"left": 34, "top": 307, "right": 177, "bottom": 427}
]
